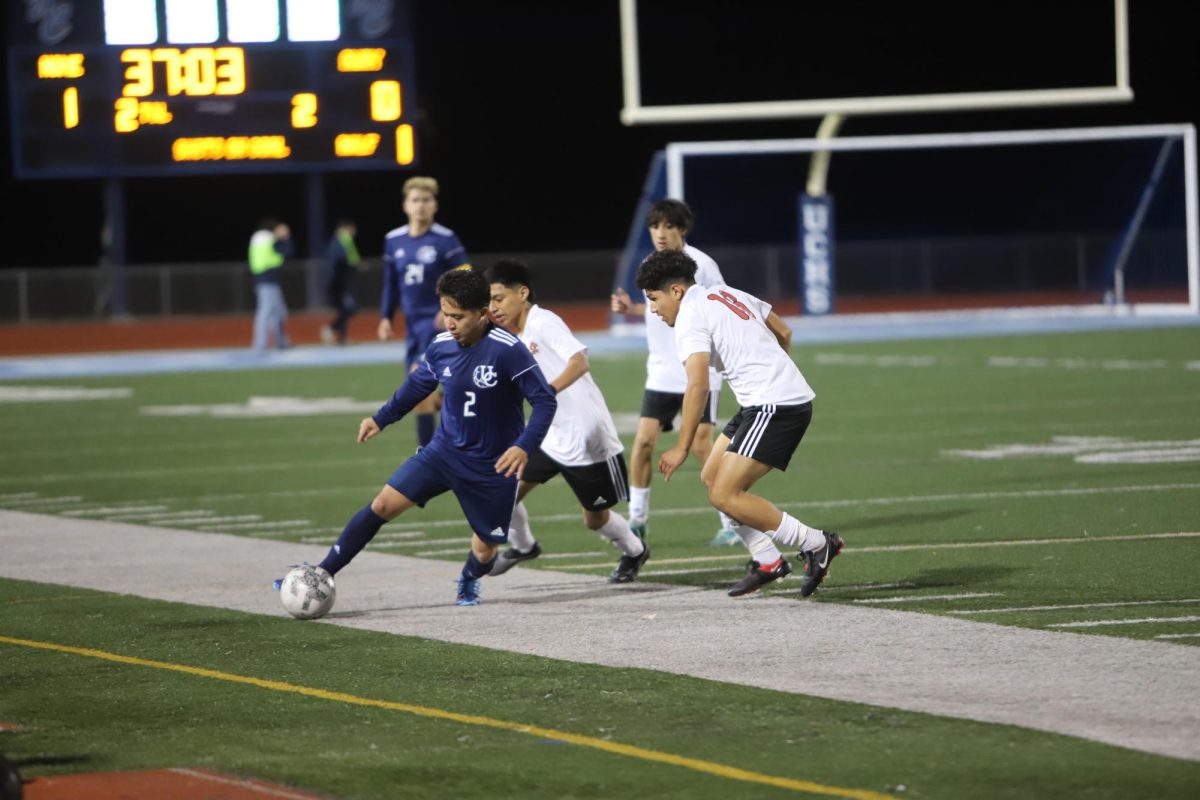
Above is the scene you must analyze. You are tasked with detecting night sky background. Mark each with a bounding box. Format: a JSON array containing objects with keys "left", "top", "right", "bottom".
[{"left": 1, "top": 1, "right": 1197, "bottom": 269}]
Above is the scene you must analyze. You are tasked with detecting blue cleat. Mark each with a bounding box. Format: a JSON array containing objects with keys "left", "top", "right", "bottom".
[
  {"left": 709, "top": 527, "right": 740, "bottom": 547},
  {"left": 273, "top": 562, "right": 311, "bottom": 591},
  {"left": 456, "top": 576, "right": 482, "bottom": 606}
]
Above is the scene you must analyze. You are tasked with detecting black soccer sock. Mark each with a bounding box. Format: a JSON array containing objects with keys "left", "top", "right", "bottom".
[
  {"left": 319, "top": 505, "right": 386, "bottom": 575},
  {"left": 461, "top": 551, "right": 496, "bottom": 580}
]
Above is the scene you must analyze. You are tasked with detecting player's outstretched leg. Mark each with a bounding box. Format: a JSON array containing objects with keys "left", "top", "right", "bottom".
[{"left": 273, "top": 504, "right": 387, "bottom": 589}]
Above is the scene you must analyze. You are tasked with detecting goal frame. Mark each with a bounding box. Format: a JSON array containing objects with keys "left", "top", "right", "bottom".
[{"left": 662, "top": 123, "right": 1199, "bottom": 314}]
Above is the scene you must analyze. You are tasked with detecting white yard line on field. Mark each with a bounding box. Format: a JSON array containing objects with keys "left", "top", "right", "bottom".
[
  {"left": 1049, "top": 616, "right": 1200, "bottom": 629},
  {"left": 197, "top": 519, "right": 310, "bottom": 532},
  {"left": 852, "top": 592, "right": 1003, "bottom": 605},
  {"left": 557, "top": 531, "right": 1200, "bottom": 571},
  {"left": 950, "top": 598, "right": 1200, "bottom": 615},
  {"left": 0, "top": 495, "right": 82, "bottom": 508},
  {"left": 62, "top": 505, "right": 169, "bottom": 517}
]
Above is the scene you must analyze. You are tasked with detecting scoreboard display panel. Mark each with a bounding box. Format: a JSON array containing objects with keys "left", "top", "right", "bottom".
[{"left": 6, "top": 0, "right": 417, "bottom": 178}]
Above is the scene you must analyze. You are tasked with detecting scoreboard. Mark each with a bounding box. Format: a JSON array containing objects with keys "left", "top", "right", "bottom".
[{"left": 6, "top": 0, "right": 418, "bottom": 178}]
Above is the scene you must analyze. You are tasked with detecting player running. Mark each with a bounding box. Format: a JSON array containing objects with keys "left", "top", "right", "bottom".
[
  {"left": 485, "top": 260, "right": 649, "bottom": 583},
  {"left": 283, "top": 269, "right": 556, "bottom": 606},
  {"left": 635, "top": 249, "right": 843, "bottom": 597}
]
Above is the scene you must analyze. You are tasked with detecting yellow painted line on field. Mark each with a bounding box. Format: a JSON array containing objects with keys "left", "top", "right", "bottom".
[{"left": 0, "top": 634, "right": 889, "bottom": 800}]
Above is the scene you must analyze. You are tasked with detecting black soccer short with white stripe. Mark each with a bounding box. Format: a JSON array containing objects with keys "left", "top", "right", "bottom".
[
  {"left": 522, "top": 448, "right": 630, "bottom": 510},
  {"left": 721, "top": 402, "right": 813, "bottom": 471}
]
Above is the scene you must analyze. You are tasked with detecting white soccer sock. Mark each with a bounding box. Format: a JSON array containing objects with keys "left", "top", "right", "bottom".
[
  {"left": 734, "top": 524, "right": 782, "bottom": 564},
  {"left": 596, "top": 510, "right": 645, "bottom": 557},
  {"left": 799, "top": 523, "right": 827, "bottom": 553},
  {"left": 628, "top": 486, "right": 651, "bottom": 523},
  {"left": 507, "top": 501, "right": 536, "bottom": 551},
  {"left": 718, "top": 511, "right": 736, "bottom": 531},
  {"left": 768, "top": 513, "right": 824, "bottom": 551}
]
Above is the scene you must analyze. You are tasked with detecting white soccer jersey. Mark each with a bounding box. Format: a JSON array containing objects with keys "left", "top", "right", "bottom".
[
  {"left": 674, "top": 284, "right": 815, "bottom": 408},
  {"left": 643, "top": 244, "right": 724, "bottom": 394},
  {"left": 520, "top": 305, "right": 624, "bottom": 466}
]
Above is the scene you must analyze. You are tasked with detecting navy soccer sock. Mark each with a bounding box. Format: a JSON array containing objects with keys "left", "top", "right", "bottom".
[
  {"left": 319, "top": 505, "right": 387, "bottom": 575},
  {"left": 461, "top": 552, "right": 496, "bottom": 581},
  {"left": 416, "top": 414, "right": 435, "bottom": 447}
]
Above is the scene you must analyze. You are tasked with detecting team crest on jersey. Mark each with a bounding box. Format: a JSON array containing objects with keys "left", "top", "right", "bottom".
[
  {"left": 528, "top": 341, "right": 539, "bottom": 354},
  {"left": 393, "top": 248, "right": 405, "bottom": 260},
  {"left": 473, "top": 365, "right": 498, "bottom": 388},
  {"left": 417, "top": 245, "right": 438, "bottom": 264}
]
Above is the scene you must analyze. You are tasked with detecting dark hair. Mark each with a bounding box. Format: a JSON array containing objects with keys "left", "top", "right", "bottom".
[
  {"left": 483, "top": 259, "right": 535, "bottom": 301},
  {"left": 437, "top": 268, "right": 489, "bottom": 310},
  {"left": 635, "top": 249, "right": 698, "bottom": 292},
  {"left": 646, "top": 199, "right": 693, "bottom": 233}
]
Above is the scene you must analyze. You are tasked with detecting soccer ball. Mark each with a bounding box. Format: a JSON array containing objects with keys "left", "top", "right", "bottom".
[{"left": 279, "top": 565, "right": 336, "bottom": 620}]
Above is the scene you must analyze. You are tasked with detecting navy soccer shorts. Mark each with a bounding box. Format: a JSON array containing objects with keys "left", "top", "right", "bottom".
[{"left": 386, "top": 446, "right": 517, "bottom": 543}]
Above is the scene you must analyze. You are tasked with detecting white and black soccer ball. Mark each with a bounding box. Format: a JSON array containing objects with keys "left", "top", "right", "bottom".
[{"left": 279, "top": 565, "right": 336, "bottom": 620}]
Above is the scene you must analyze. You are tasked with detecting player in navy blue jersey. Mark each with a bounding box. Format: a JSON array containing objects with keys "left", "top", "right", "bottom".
[
  {"left": 378, "top": 176, "right": 473, "bottom": 448},
  {"left": 293, "top": 269, "right": 557, "bottom": 606}
]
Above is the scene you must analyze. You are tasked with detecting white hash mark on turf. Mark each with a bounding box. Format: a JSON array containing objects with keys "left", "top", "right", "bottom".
[
  {"left": 1049, "top": 616, "right": 1200, "bottom": 629},
  {"left": 853, "top": 592, "right": 1002, "bottom": 604},
  {"left": 951, "top": 598, "right": 1200, "bottom": 615}
]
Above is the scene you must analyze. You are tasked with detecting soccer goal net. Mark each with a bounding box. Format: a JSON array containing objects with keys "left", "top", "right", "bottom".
[{"left": 614, "top": 124, "right": 1197, "bottom": 324}]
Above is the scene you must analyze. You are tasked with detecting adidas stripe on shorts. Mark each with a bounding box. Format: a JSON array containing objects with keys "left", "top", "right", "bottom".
[{"left": 721, "top": 402, "right": 812, "bottom": 471}]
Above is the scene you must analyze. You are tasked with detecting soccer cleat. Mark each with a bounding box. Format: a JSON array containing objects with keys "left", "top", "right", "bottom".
[
  {"left": 709, "top": 527, "right": 740, "bottom": 547},
  {"left": 608, "top": 543, "right": 651, "bottom": 584},
  {"left": 630, "top": 520, "right": 647, "bottom": 539},
  {"left": 488, "top": 542, "right": 543, "bottom": 577},
  {"left": 727, "top": 557, "right": 792, "bottom": 597},
  {"left": 456, "top": 575, "right": 482, "bottom": 606},
  {"left": 799, "top": 531, "right": 845, "bottom": 597}
]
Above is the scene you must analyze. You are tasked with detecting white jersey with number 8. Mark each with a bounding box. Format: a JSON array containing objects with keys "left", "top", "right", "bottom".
[{"left": 674, "top": 284, "right": 815, "bottom": 408}]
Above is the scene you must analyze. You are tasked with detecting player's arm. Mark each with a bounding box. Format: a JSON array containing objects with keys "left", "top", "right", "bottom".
[
  {"left": 549, "top": 350, "right": 590, "bottom": 394},
  {"left": 765, "top": 310, "right": 792, "bottom": 353},
  {"left": 496, "top": 363, "right": 558, "bottom": 477},
  {"left": 659, "top": 353, "right": 710, "bottom": 481},
  {"left": 610, "top": 287, "right": 646, "bottom": 316},
  {"left": 361, "top": 362, "right": 439, "bottom": 442}
]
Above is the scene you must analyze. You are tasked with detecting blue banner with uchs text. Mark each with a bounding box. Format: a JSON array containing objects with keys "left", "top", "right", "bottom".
[{"left": 799, "top": 194, "right": 835, "bottom": 315}]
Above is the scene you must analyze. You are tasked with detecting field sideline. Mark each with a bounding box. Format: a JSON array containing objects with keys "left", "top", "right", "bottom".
[{"left": 2, "top": 324, "right": 1199, "bottom": 798}]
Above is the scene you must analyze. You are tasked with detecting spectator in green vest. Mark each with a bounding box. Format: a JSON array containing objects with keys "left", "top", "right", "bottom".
[{"left": 248, "top": 217, "right": 293, "bottom": 352}]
